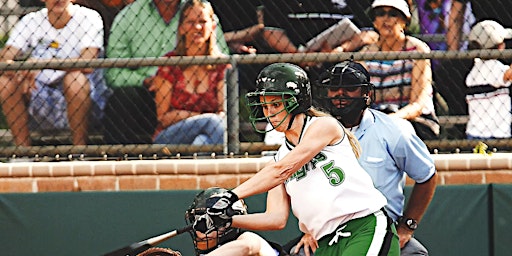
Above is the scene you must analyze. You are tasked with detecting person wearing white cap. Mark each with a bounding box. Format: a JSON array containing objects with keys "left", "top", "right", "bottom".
[
  {"left": 359, "top": 0, "right": 440, "bottom": 142},
  {"left": 465, "top": 20, "right": 512, "bottom": 140}
]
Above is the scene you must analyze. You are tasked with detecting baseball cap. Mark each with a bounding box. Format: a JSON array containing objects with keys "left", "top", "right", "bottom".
[
  {"left": 468, "top": 20, "right": 512, "bottom": 49},
  {"left": 371, "top": 0, "right": 411, "bottom": 19}
]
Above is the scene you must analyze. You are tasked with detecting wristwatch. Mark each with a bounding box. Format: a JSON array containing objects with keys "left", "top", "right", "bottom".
[{"left": 398, "top": 216, "right": 418, "bottom": 230}]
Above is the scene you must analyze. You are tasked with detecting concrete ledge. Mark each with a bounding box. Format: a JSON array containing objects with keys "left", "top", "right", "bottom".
[
  {"left": 1, "top": 153, "right": 512, "bottom": 193},
  {"left": 2, "top": 153, "right": 511, "bottom": 176}
]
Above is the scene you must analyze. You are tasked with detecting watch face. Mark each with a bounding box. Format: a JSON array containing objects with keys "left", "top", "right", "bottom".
[{"left": 406, "top": 219, "right": 418, "bottom": 230}]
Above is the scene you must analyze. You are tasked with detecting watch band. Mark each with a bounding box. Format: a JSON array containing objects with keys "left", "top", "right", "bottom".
[{"left": 398, "top": 216, "right": 418, "bottom": 230}]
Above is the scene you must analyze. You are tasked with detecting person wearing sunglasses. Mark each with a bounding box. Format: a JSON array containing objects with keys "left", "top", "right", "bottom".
[{"left": 359, "top": 0, "right": 440, "bottom": 141}]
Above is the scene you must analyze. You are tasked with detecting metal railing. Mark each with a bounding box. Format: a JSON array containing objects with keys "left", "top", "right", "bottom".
[{"left": 1, "top": 49, "right": 511, "bottom": 158}]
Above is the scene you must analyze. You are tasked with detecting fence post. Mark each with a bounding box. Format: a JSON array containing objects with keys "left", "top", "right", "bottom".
[{"left": 226, "top": 58, "right": 240, "bottom": 154}]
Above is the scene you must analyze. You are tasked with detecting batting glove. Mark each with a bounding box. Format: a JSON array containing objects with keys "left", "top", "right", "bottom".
[{"left": 205, "top": 190, "right": 239, "bottom": 220}]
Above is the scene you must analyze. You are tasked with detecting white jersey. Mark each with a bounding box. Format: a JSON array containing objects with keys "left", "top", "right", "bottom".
[
  {"left": 465, "top": 58, "right": 511, "bottom": 138},
  {"left": 277, "top": 116, "right": 387, "bottom": 240},
  {"left": 6, "top": 3, "right": 104, "bottom": 84}
]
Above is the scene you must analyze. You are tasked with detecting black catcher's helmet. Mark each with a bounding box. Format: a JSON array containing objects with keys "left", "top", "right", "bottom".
[
  {"left": 246, "top": 63, "right": 312, "bottom": 133},
  {"left": 185, "top": 187, "right": 247, "bottom": 255},
  {"left": 315, "top": 61, "right": 373, "bottom": 127}
]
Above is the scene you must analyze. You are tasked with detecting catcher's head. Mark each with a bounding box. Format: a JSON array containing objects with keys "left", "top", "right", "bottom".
[
  {"left": 315, "top": 61, "right": 374, "bottom": 128},
  {"left": 245, "top": 63, "right": 312, "bottom": 133},
  {"left": 185, "top": 187, "right": 247, "bottom": 255}
]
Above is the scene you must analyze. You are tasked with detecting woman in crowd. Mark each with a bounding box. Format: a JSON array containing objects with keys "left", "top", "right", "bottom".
[
  {"left": 151, "top": 0, "right": 229, "bottom": 145},
  {"left": 360, "top": 0, "right": 439, "bottom": 140}
]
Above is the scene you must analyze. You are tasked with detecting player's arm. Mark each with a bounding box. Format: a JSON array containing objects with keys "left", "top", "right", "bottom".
[
  {"left": 233, "top": 184, "right": 290, "bottom": 231},
  {"left": 205, "top": 231, "right": 276, "bottom": 256},
  {"left": 232, "top": 117, "right": 342, "bottom": 199}
]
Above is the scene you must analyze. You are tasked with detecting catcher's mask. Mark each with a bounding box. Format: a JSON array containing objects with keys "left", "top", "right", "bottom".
[
  {"left": 246, "top": 63, "right": 312, "bottom": 133},
  {"left": 185, "top": 187, "right": 247, "bottom": 255},
  {"left": 315, "top": 61, "right": 374, "bottom": 127}
]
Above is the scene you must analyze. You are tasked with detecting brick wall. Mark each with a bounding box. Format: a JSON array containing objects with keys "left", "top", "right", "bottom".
[{"left": 1, "top": 153, "right": 512, "bottom": 193}]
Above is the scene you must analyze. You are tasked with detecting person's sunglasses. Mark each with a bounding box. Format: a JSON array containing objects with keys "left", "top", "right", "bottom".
[{"left": 373, "top": 8, "right": 402, "bottom": 18}]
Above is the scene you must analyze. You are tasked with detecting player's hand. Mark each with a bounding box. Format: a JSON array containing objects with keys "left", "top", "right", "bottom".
[
  {"left": 293, "top": 233, "right": 318, "bottom": 256},
  {"left": 205, "top": 190, "right": 239, "bottom": 220}
]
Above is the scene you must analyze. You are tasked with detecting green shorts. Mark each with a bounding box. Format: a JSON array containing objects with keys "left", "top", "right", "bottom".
[{"left": 315, "top": 210, "right": 399, "bottom": 256}]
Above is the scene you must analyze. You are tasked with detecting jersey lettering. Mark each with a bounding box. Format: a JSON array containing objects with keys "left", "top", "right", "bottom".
[{"left": 286, "top": 152, "right": 344, "bottom": 186}]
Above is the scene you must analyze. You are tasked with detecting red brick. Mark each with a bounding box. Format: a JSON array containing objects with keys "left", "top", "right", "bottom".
[
  {"left": 442, "top": 171, "right": 485, "bottom": 184},
  {"left": 76, "top": 176, "right": 117, "bottom": 191},
  {"left": 37, "top": 177, "right": 76, "bottom": 192},
  {"left": 0, "top": 178, "right": 33, "bottom": 193},
  {"left": 198, "top": 174, "right": 240, "bottom": 189},
  {"left": 160, "top": 175, "right": 198, "bottom": 190},
  {"left": 485, "top": 170, "right": 512, "bottom": 184},
  {"left": 118, "top": 176, "right": 157, "bottom": 190}
]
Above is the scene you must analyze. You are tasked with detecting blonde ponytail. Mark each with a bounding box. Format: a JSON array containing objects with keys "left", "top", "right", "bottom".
[{"left": 343, "top": 126, "right": 361, "bottom": 159}]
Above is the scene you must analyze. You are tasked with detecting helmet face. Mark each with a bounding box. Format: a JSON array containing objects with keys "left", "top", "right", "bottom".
[
  {"left": 246, "top": 63, "right": 312, "bottom": 133},
  {"left": 315, "top": 61, "right": 373, "bottom": 127},
  {"left": 185, "top": 187, "right": 247, "bottom": 255}
]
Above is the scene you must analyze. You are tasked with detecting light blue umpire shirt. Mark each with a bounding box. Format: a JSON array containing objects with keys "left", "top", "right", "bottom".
[{"left": 351, "top": 109, "right": 436, "bottom": 221}]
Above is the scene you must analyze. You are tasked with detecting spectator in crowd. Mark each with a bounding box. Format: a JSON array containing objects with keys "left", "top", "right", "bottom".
[
  {"left": 448, "top": 0, "right": 512, "bottom": 51},
  {"left": 415, "top": 0, "right": 475, "bottom": 117},
  {"left": 150, "top": 0, "right": 229, "bottom": 145},
  {"left": 360, "top": 0, "right": 439, "bottom": 140},
  {"left": 74, "top": 0, "right": 135, "bottom": 46},
  {"left": 193, "top": 63, "right": 400, "bottom": 256},
  {"left": 445, "top": 0, "right": 512, "bottom": 120},
  {"left": 416, "top": 0, "right": 474, "bottom": 52},
  {"left": 465, "top": 20, "right": 512, "bottom": 140},
  {"left": 103, "top": 0, "right": 228, "bottom": 144},
  {"left": 0, "top": 0, "right": 110, "bottom": 146},
  {"left": 185, "top": 187, "right": 288, "bottom": 256},
  {"left": 286, "top": 61, "right": 437, "bottom": 256},
  {"left": 210, "top": 0, "right": 378, "bottom": 87}
]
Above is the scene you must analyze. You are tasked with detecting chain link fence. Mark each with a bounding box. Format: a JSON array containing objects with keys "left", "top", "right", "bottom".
[{"left": 0, "top": 0, "right": 511, "bottom": 161}]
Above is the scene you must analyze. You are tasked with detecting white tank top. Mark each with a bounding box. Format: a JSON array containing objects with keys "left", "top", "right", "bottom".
[{"left": 277, "top": 116, "right": 387, "bottom": 240}]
